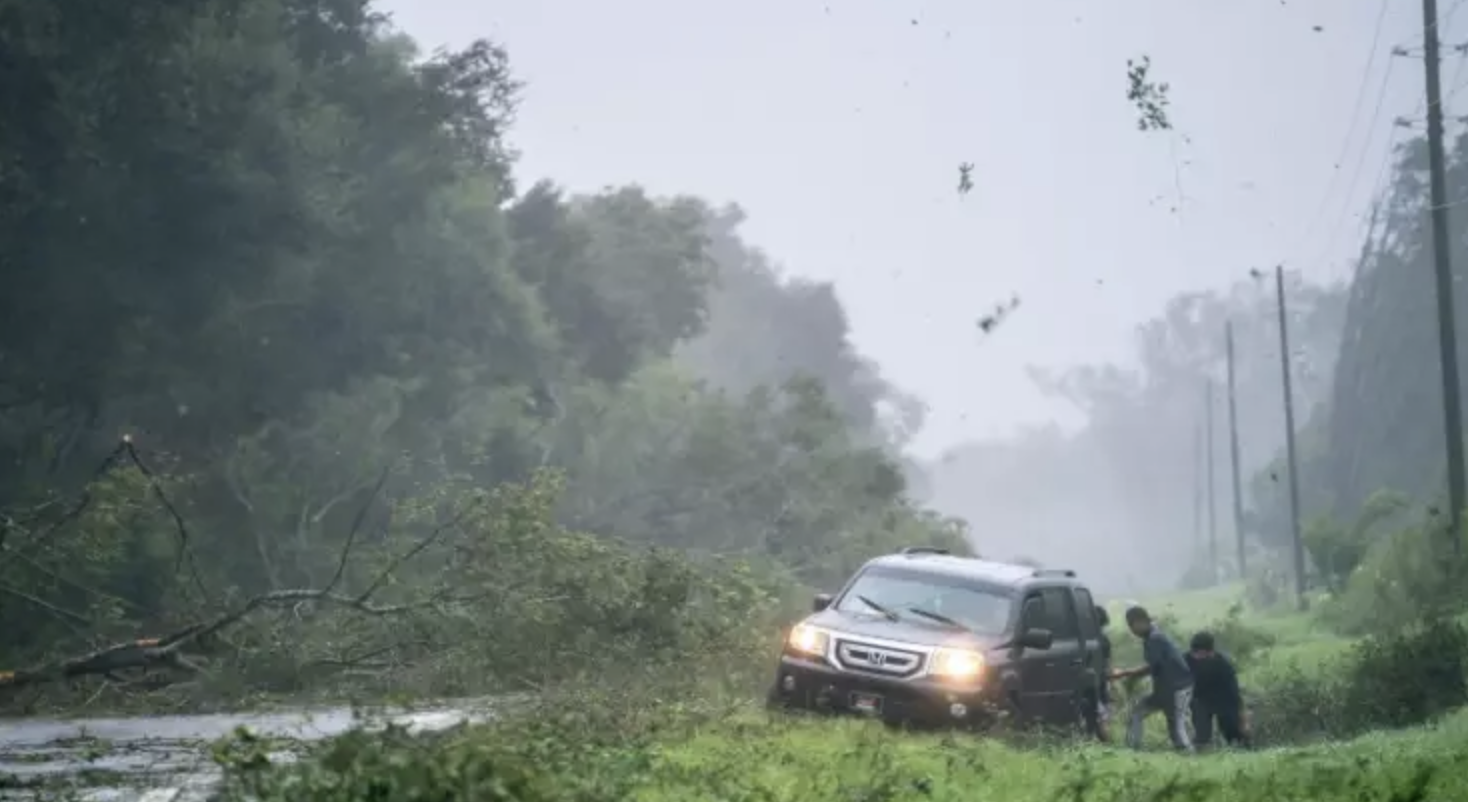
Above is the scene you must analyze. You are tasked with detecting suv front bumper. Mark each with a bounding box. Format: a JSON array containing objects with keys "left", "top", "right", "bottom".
[{"left": 769, "top": 653, "right": 1002, "bottom": 729}]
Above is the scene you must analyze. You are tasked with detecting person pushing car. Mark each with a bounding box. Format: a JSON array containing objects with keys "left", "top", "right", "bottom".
[
  {"left": 1185, "top": 631, "right": 1251, "bottom": 749},
  {"left": 1110, "top": 605, "right": 1193, "bottom": 752}
]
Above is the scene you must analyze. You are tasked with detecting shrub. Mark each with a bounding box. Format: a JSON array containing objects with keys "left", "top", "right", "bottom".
[
  {"left": 1202, "top": 604, "right": 1277, "bottom": 665},
  {"left": 1302, "top": 489, "right": 1409, "bottom": 593},
  {"left": 1246, "top": 660, "right": 1344, "bottom": 743},
  {"left": 1243, "top": 563, "right": 1290, "bottom": 611},
  {"left": 1337, "top": 618, "right": 1468, "bottom": 730},
  {"left": 1321, "top": 514, "right": 1465, "bottom": 636},
  {"left": 1248, "top": 618, "right": 1468, "bottom": 743}
]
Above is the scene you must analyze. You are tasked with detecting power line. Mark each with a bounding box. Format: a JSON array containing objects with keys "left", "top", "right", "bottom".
[
  {"left": 1306, "top": 58, "right": 1398, "bottom": 274},
  {"left": 1304, "top": 0, "right": 1468, "bottom": 275},
  {"left": 1289, "top": 0, "right": 1392, "bottom": 265}
]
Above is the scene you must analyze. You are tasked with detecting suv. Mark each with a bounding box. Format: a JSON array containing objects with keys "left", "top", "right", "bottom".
[{"left": 767, "top": 548, "right": 1104, "bottom": 731}]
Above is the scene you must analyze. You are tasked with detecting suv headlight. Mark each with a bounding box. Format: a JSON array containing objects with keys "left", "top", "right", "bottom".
[
  {"left": 786, "top": 623, "right": 830, "bottom": 656},
  {"left": 930, "top": 647, "right": 985, "bottom": 680}
]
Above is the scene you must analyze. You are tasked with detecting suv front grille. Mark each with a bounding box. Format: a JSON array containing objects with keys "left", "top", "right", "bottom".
[{"left": 833, "top": 639, "right": 925, "bottom": 677}]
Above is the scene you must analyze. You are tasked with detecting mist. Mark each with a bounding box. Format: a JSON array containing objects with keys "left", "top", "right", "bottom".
[{"left": 920, "top": 274, "right": 1347, "bottom": 595}]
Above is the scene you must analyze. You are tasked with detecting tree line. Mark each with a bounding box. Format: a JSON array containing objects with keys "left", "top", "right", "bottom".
[{"left": 0, "top": 0, "right": 967, "bottom": 707}]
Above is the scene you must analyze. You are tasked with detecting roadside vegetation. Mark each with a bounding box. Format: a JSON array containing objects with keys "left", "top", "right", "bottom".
[
  {"left": 211, "top": 531, "right": 1468, "bottom": 801},
  {"left": 0, "top": 0, "right": 963, "bottom": 715}
]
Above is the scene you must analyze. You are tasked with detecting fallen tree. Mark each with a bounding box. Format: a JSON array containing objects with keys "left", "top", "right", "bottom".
[
  {"left": 0, "top": 439, "right": 787, "bottom": 711},
  {"left": 0, "top": 442, "right": 481, "bottom": 695}
]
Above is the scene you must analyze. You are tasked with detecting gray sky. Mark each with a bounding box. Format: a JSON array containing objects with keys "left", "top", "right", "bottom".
[{"left": 384, "top": 0, "right": 1446, "bottom": 457}]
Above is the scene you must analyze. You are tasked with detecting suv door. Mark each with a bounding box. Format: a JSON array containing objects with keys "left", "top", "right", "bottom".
[
  {"left": 1013, "top": 594, "right": 1054, "bottom": 720},
  {"left": 1072, "top": 587, "right": 1102, "bottom": 696},
  {"left": 1038, "top": 586, "right": 1084, "bottom": 723}
]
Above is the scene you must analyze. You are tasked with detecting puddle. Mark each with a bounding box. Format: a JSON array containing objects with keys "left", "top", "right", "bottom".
[{"left": 0, "top": 699, "right": 508, "bottom": 800}]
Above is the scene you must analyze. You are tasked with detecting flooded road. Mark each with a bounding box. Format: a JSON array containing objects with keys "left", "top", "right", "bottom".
[{"left": 0, "top": 700, "right": 504, "bottom": 801}]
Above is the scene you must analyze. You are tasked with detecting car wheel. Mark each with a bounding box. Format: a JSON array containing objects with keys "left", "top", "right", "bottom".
[{"left": 764, "top": 683, "right": 785, "bottom": 711}]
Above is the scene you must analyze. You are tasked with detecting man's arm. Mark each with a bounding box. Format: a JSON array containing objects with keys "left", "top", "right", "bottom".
[{"left": 1109, "top": 666, "right": 1148, "bottom": 680}]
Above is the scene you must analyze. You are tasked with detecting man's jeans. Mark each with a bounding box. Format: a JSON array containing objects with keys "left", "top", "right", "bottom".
[
  {"left": 1192, "top": 697, "right": 1248, "bottom": 748},
  {"left": 1125, "top": 687, "right": 1193, "bottom": 751}
]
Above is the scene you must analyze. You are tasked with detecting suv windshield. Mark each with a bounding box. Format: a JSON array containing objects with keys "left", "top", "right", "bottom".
[{"left": 834, "top": 566, "right": 1012, "bottom": 634}]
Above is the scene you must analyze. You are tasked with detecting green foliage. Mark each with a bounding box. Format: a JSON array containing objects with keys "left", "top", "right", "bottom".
[
  {"left": 1252, "top": 620, "right": 1468, "bottom": 743},
  {"left": 1319, "top": 510, "right": 1466, "bottom": 637},
  {"left": 1342, "top": 619, "right": 1468, "bottom": 729},
  {"left": 1243, "top": 563, "right": 1291, "bottom": 611},
  {"left": 1204, "top": 604, "right": 1278, "bottom": 664},
  {"left": 1302, "top": 489, "right": 1409, "bottom": 592},
  {"left": 0, "top": 0, "right": 962, "bottom": 712},
  {"left": 212, "top": 680, "right": 1468, "bottom": 802},
  {"left": 198, "top": 582, "right": 1468, "bottom": 800}
]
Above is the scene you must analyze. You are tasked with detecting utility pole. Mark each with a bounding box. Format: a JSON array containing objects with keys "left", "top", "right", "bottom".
[
  {"left": 1226, "top": 321, "right": 1248, "bottom": 578},
  {"left": 1205, "top": 379, "right": 1218, "bottom": 584},
  {"left": 1275, "top": 266, "right": 1307, "bottom": 610},
  {"left": 1421, "top": 0, "right": 1466, "bottom": 556}
]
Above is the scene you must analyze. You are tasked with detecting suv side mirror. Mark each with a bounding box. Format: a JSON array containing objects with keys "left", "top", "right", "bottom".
[
  {"left": 812, "top": 593, "right": 833, "bottom": 612},
  {"left": 1017, "top": 627, "right": 1053, "bottom": 650}
]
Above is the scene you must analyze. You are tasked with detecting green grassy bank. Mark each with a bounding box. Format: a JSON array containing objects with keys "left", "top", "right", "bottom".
[{"left": 212, "top": 585, "right": 1468, "bottom": 801}]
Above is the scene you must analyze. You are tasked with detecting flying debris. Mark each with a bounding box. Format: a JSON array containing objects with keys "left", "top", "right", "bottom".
[
  {"left": 977, "top": 295, "right": 1021, "bottom": 335},
  {"left": 1126, "top": 55, "right": 1171, "bottom": 131},
  {"left": 957, "top": 162, "right": 975, "bottom": 196}
]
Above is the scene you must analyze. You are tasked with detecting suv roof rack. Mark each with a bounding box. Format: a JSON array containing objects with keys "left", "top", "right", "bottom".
[
  {"left": 900, "top": 546, "right": 951, "bottom": 556},
  {"left": 1032, "top": 568, "right": 1076, "bottom": 578}
]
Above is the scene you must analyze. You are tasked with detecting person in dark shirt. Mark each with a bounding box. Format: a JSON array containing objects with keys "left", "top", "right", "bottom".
[
  {"left": 1093, "top": 605, "right": 1115, "bottom": 743},
  {"left": 1185, "top": 631, "right": 1250, "bottom": 749},
  {"left": 1112, "top": 605, "right": 1193, "bottom": 751}
]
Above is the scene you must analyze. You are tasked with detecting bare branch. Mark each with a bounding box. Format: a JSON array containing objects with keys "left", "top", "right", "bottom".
[
  {"left": 225, "top": 449, "right": 281, "bottom": 590},
  {"left": 0, "top": 590, "right": 454, "bottom": 690},
  {"left": 325, "top": 465, "right": 392, "bottom": 594},
  {"left": 355, "top": 496, "right": 483, "bottom": 603},
  {"left": 1, "top": 543, "right": 155, "bottom": 618},
  {"left": 0, "top": 581, "right": 94, "bottom": 627},
  {"left": 0, "top": 496, "right": 492, "bottom": 691},
  {"left": 9, "top": 441, "right": 129, "bottom": 560},
  {"left": 122, "top": 437, "right": 211, "bottom": 604}
]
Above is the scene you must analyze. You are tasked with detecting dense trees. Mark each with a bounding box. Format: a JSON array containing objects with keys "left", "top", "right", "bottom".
[{"left": 0, "top": 0, "right": 965, "bottom": 703}]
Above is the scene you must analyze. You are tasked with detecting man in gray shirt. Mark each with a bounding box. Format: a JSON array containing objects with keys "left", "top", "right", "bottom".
[{"left": 1111, "top": 605, "right": 1194, "bottom": 752}]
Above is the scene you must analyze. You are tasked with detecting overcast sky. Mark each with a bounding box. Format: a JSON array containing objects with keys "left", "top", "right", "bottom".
[{"left": 382, "top": 0, "right": 1451, "bottom": 457}]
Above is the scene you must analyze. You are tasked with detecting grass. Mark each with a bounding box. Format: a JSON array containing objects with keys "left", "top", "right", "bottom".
[
  {"left": 217, "top": 585, "right": 1468, "bottom": 801},
  {"left": 218, "top": 703, "right": 1468, "bottom": 801},
  {"left": 628, "top": 711, "right": 1468, "bottom": 801}
]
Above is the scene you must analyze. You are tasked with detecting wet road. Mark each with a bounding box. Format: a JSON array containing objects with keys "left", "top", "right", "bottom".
[{"left": 0, "top": 701, "right": 502, "bottom": 801}]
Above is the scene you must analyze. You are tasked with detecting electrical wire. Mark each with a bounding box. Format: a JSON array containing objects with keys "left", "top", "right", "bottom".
[
  {"left": 1304, "top": 0, "right": 1468, "bottom": 274},
  {"left": 1287, "top": 0, "right": 1392, "bottom": 266}
]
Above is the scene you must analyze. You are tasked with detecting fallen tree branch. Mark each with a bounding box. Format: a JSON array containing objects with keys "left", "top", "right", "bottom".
[
  {"left": 1, "top": 543, "right": 156, "bottom": 618},
  {"left": 325, "top": 464, "right": 392, "bottom": 594},
  {"left": 0, "top": 590, "right": 469, "bottom": 689},
  {"left": 0, "top": 581, "right": 95, "bottom": 634},
  {"left": 355, "top": 496, "right": 483, "bottom": 602},
  {"left": 0, "top": 493, "right": 484, "bottom": 691},
  {"left": 121, "top": 436, "right": 211, "bottom": 605}
]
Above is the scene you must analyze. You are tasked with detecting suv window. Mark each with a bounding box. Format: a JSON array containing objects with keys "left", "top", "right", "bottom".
[
  {"left": 1073, "top": 588, "right": 1099, "bottom": 639},
  {"left": 1038, "top": 587, "right": 1080, "bottom": 640},
  {"left": 1020, "top": 595, "right": 1046, "bottom": 632},
  {"left": 835, "top": 566, "right": 1013, "bottom": 635}
]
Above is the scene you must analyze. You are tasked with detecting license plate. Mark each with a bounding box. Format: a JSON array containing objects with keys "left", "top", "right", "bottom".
[{"left": 850, "top": 692, "right": 883, "bottom": 714}]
